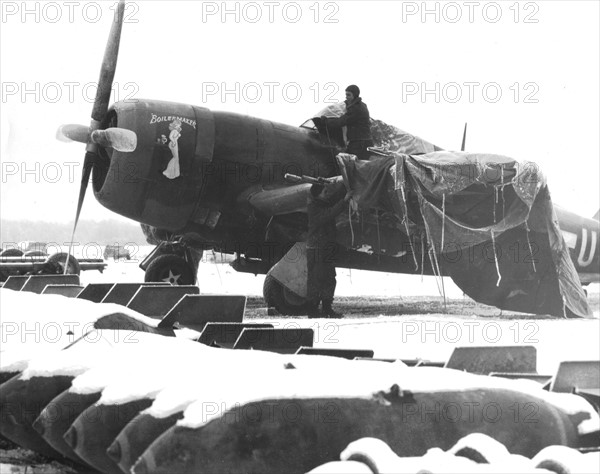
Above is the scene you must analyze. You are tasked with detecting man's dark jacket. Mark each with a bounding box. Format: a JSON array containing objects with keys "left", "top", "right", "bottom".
[
  {"left": 307, "top": 197, "right": 347, "bottom": 249},
  {"left": 328, "top": 97, "right": 372, "bottom": 142}
]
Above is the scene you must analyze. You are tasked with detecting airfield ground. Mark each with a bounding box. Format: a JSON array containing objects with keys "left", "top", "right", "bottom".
[
  {"left": 82, "top": 257, "right": 600, "bottom": 373},
  {"left": 1, "top": 259, "right": 598, "bottom": 473}
]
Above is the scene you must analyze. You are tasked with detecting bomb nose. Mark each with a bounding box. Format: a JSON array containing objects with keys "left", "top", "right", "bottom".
[
  {"left": 106, "top": 439, "right": 122, "bottom": 462},
  {"left": 133, "top": 457, "right": 149, "bottom": 474},
  {"left": 63, "top": 425, "right": 77, "bottom": 449},
  {"left": 1, "top": 412, "right": 17, "bottom": 429},
  {"left": 32, "top": 416, "right": 45, "bottom": 436}
]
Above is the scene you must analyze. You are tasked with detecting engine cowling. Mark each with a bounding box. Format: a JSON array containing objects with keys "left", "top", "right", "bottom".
[{"left": 93, "top": 99, "right": 215, "bottom": 232}]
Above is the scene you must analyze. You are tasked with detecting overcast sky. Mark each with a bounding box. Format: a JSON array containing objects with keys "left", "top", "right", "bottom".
[{"left": 1, "top": 0, "right": 599, "bottom": 225}]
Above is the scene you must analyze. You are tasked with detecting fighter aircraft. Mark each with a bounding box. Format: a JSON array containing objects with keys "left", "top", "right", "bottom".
[{"left": 56, "top": 1, "right": 598, "bottom": 317}]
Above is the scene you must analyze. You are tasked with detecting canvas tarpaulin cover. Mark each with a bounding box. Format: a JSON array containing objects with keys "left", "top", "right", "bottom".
[{"left": 337, "top": 151, "right": 592, "bottom": 318}]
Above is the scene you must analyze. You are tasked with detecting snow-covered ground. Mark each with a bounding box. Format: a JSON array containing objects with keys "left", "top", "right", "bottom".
[
  {"left": 4, "top": 248, "right": 599, "bottom": 377},
  {"left": 78, "top": 259, "right": 600, "bottom": 376}
]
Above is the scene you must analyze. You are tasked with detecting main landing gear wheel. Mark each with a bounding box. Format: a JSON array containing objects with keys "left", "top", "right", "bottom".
[
  {"left": 0, "top": 249, "right": 24, "bottom": 280},
  {"left": 263, "top": 273, "right": 312, "bottom": 316},
  {"left": 45, "top": 252, "right": 81, "bottom": 275},
  {"left": 0, "top": 249, "right": 23, "bottom": 257},
  {"left": 144, "top": 254, "right": 196, "bottom": 285}
]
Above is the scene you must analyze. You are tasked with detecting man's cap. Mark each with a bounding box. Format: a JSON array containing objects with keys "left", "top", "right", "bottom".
[{"left": 345, "top": 85, "right": 360, "bottom": 98}]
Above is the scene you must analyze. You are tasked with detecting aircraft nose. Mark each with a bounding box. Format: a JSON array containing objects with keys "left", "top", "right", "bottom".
[{"left": 93, "top": 100, "right": 215, "bottom": 232}]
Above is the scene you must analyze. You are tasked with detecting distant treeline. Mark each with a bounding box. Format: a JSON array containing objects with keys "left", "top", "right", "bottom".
[{"left": 1, "top": 220, "right": 148, "bottom": 247}]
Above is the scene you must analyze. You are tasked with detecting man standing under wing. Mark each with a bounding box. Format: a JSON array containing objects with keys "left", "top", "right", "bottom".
[{"left": 306, "top": 183, "right": 353, "bottom": 318}]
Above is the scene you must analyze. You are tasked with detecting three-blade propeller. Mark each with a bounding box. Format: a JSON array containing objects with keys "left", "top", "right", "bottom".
[{"left": 57, "top": 0, "right": 136, "bottom": 271}]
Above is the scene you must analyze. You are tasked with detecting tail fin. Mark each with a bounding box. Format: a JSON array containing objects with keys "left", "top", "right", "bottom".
[{"left": 593, "top": 209, "right": 599, "bottom": 221}]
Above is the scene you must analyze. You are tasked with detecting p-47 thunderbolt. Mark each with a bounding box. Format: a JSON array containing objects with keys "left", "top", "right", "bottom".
[{"left": 56, "top": 1, "right": 598, "bottom": 317}]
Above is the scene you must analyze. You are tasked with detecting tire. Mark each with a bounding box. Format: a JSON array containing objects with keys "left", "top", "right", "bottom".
[
  {"left": 45, "top": 252, "right": 81, "bottom": 275},
  {"left": 0, "top": 249, "right": 23, "bottom": 257},
  {"left": 263, "top": 273, "right": 311, "bottom": 316},
  {"left": 23, "top": 250, "right": 47, "bottom": 257},
  {"left": 144, "top": 254, "right": 196, "bottom": 285}
]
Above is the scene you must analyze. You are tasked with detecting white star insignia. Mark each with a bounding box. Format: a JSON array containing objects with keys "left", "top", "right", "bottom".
[{"left": 162, "top": 270, "right": 181, "bottom": 284}]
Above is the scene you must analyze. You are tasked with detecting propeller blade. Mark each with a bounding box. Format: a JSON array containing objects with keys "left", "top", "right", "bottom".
[
  {"left": 461, "top": 123, "right": 468, "bottom": 152},
  {"left": 64, "top": 151, "right": 96, "bottom": 273},
  {"left": 73, "top": 151, "right": 95, "bottom": 224},
  {"left": 62, "top": 1, "right": 125, "bottom": 273},
  {"left": 56, "top": 124, "right": 89, "bottom": 143},
  {"left": 91, "top": 0, "right": 125, "bottom": 123},
  {"left": 91, "top": 128, "right": 137, "bottom": 152}
]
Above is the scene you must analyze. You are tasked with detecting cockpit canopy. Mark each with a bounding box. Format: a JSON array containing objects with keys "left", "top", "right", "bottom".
[{"left": 302, "top": 102, "right": 440, "bottom": 155}]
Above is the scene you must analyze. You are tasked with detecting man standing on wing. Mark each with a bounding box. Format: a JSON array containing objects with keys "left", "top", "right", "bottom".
[
  {"left": 322, "top": 85, "right": 374, "bottom": 160},
  {"left": 306, "top": 183, "right": 353, "bottom": 318}
]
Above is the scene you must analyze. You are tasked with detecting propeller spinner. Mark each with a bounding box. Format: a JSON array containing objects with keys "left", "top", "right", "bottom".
[
  {"left": 56, "top": 124, "right": 136, "bottom": 152},
  {"left": 57, "top": 0, "right": 136, "bottom": 271}
]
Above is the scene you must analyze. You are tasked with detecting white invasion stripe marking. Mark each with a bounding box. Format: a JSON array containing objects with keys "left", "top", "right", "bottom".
[{"left": 578, "top": 229, "right": 597, "bottom": 267}]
